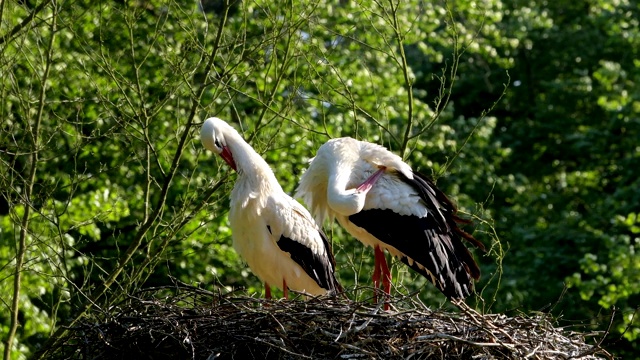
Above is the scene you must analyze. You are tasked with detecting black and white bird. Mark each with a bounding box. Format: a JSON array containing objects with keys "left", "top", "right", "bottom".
[
  {"left": 295, "top": 137, "right": 483, "bottom": 304},
  {"left": 200, "top": 117, "right": 341, "bottom": 298}
]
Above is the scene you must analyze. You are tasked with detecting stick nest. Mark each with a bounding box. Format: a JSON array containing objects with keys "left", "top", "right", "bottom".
[{"left": 51, "top": 284, "right": 612, "bottom": 359}]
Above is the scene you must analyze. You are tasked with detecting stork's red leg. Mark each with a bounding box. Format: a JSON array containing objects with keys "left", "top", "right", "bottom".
[
  {"left": 379, "top": 252, "right": 392, "bottom": 311},
  {"left": 377, "top": 248, "right": 392, "bottom": 296},
  {"left": 356, "top": 167, "right": 387, "bottom": 305},
  {"left": 265, "top": 283, "right": 272, "bottom": 299},
  {"left": 283, "top": 279, "right": 289, "bottom": 299},
  {"left": 372, "top": 246, "right": 382, "bottom": 303},
  {"left": 375, "top": 246, "right": 391, "bottom": 310}
]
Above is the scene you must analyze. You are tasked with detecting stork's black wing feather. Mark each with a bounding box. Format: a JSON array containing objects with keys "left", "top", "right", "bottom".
[
  {"left": 350, "top": 208, "right": 474, "bottom": 298},
  {"left": 273, "top": 227, "right": 342, "bottom": 294},
  {"left": 349, "top": 171, "right": 482, "bottom": 299},
  {"left": 408, "top": 171, "right": 485, "bottom": 254}
]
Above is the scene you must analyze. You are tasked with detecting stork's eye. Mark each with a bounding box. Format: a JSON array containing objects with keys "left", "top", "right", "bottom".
[{"left": 214, "top": 139, "right": 222, "bottom": 148}]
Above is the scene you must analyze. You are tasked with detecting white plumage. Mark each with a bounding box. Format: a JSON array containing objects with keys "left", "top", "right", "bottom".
[
  {"left": 296, "top": 137, "right": 483, "bottom": 303},
  {"left": 200, "top": 117, "right": 341, "bottom": 298}
]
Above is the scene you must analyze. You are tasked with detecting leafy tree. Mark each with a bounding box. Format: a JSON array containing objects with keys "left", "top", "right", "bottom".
[
  {"left": 0, "top": 0, "right": 638, "bottom": 358},
  {"left": 415, "top": 0, "right": 640, "bottom": 356}
]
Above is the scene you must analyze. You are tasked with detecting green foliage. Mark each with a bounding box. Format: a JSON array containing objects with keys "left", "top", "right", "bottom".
[
  {"left": 0, "top": 0, "right": 638, "bottom": 358},
  {"left": 432, "top": 0, "right": 640, "bottom": 356},
  {"left": 567, "top": 212, "right": 640, "bottom": 342}
]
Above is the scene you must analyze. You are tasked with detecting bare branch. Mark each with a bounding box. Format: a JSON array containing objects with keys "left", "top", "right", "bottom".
[{"left": 3, "top": 2, "right": 57, "bottom": 359}]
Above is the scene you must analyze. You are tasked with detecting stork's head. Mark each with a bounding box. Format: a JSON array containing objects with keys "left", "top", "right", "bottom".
[
  {"left": 200, "top": 117, "right": 237, "bottom": 171},
  {"left": 296, "top": 137, "right": 385, "bottom": 220}
]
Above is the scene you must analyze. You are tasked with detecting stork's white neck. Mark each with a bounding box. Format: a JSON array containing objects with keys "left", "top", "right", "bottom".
[
  {"left": 327, "top": 165, "right": 367, "bottom": 216},
  {"left": 226, "top": 131, "right": 282, "bottom": 194}
]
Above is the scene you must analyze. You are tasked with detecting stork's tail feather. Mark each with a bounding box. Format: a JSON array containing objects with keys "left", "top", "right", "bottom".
[
  {"left": 412, "top": 171, "right": 486, "bottom": 251},
  {"left": 327, "top": 275, "right": 344, "bottom": 296},
  {"left": 399, "top": 253, "right": 475, "bottom": 299},
  {"left": 452, "top": 214, "right": 486, "bottom": 252},
  {"left": 397, "top": 170, "right": 484, "bottom": 296},
  {"left": 319, "top": 229, "right": 343, "bottom": 295},
  {"left": 349, "top": 208, "right": 478, "bottom": 300},
  {"left": 417, "top": 214, "right": 480, "bottom": 299}
]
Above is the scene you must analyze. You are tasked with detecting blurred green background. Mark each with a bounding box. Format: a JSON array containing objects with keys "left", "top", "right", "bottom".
[{"left": 0, "top": 0, "right": 638, "bottom": 358}]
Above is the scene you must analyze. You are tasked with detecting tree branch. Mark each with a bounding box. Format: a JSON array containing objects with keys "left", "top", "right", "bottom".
[
  {"left": 4, "top": 2, "right": 57, "bottom": 359},
  {"left": 31, "top": 2, "right": 233, "bottom": 358},
  {"left": 0, "top": 0, "right": 54, "bottom": 47}
]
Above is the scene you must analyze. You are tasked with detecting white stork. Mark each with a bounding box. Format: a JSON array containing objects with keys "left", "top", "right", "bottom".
[
  {"left": 295, "top": 137, "right": 484, "bottom": 305},
  {"left": 200, "top": 117, "right": 341, "bottom": 299}
]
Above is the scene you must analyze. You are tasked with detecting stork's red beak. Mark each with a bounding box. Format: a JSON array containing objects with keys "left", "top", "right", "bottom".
[
  {"left": 356, "top": 167, "right": 386, "bottom": 193},
  {"left": 219, "top": 146, "right": 237, "bottom": 171}
]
